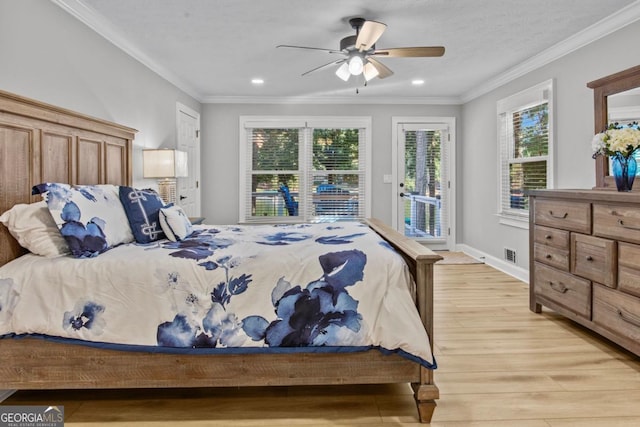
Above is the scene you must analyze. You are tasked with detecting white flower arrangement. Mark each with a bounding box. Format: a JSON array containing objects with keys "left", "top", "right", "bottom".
[{"left": 592, "top": 122, "right": 640, "bottom": 159}]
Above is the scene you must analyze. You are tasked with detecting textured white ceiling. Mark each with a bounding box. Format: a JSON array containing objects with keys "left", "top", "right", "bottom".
[{"left": 56, "top": 0, "right": 640, "bottom": 103}]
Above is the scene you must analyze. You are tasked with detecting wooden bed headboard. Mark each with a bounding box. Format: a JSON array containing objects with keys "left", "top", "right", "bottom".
[{"left": 0, "top": 89, "right": 136, "bottom": 267}]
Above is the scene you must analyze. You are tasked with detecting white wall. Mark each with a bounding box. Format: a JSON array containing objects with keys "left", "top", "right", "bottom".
[
  {"left": 460, "top": 20, "right": 640, "bottom": 272},
  {"left": 200, "top": 103, "right": 462, "bottom": 224},
  {"left": 0, "top": 0, "right": 201, "bottom": 187}
]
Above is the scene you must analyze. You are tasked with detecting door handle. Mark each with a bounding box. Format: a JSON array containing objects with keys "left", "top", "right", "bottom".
[{"left": 179, "top": 195, "right": 187, "bottom": 201}]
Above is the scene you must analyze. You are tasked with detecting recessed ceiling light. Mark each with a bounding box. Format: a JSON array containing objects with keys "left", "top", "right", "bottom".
[
  {"left": 251, "top": 78, "right": 264, "bottom": 85},
  {"left": 411, "top": 79, "right": 425, "bottom": 86}
]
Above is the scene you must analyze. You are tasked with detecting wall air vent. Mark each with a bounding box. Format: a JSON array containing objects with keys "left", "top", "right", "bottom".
[{"left": 504, "top": 248, "right": 517, "bottom": 264}]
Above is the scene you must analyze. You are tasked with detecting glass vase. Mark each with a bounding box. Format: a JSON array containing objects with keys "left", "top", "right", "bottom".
[{"left": 611, "top": 152, "right": 637, "bottom": 192}]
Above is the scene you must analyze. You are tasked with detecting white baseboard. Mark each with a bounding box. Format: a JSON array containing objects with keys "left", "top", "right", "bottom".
[
  {"left": 455, "top": 244, "right": 529, "bottom": 284},
  {"left": 0, "top": 389, "right": 16, "bottom": 402}
]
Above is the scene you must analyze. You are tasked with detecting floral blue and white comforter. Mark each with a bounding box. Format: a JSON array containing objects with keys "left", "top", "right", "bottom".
[{"left": 0, "top": 222, "right": 435, "bottom": 368}]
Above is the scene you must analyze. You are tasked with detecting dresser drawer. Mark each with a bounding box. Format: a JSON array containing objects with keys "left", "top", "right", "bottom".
[
  {"left": 533, "top": 225, "right": 570, "bottom": 270},
  {"left": 534, "top": 199, "right": 590, "bottom": 233},
  {"left": 618, "top": 242, "right": 640, "bottom": 298},
  {"left": 534, "top": 225, "right": 570, "bottom": 249},
  {"left": 593, "top": 204, "right": 640, "bottom": 244},
  {"left": 571, "top": 233, "right": 616, "bottom": 288},
  {"left": 593, "top": 284, "right": 640, "bottom": 345},
  {"left": 534, "top": 243, "right": 569, "bottom": 271},
  {"left": 534, "top": 262, "right": 591, "bottom": 319}
]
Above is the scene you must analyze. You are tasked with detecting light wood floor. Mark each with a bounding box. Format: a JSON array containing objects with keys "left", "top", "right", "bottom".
[{"left": 5, "top": 263, "right": 640, "bottom": 426}]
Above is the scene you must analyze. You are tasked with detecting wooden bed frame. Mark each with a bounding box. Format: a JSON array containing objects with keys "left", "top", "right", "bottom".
[{"left": 0, "top": 89, "right": 441, "bottom": 423}]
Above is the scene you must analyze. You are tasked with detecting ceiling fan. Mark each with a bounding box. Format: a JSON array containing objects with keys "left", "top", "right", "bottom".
[{"left": 277, "top": 17, "right": 445, "bottom": 82}]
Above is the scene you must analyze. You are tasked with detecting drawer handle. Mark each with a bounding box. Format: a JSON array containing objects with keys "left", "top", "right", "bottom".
[
  {"left": 545, "top": 234, "right": 552, "bottom": 240},
  {"left": 617, "top": 219, "right": 640, "bottom": 231},
  {"left": 548, "top": 281, "right": 568, "bottom": 294},
  {"left": 585, "top": 255, "right": 593, "bottom": 262},
  {"left": 549, "top": 211, "right": 568, "bottom": 219},
  {"left": 617, "top": 309, "right": 640, "bottom": 328},
  {"left": 545, "top": 254, "right": 552, "bottom": 259}
]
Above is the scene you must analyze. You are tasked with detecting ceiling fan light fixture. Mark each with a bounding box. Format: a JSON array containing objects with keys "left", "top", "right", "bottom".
[
  {"left": 335, "top": 62, "right": 350, "bottom": 81},
  {"left": 280, "top": 17, "right": 445, "bottom": 83},
  {"left": 363, "top": 62, "right": 379, "bottom": 81},
  {"left": 348, "top": 55, "right": 364, "bottom": 75}
]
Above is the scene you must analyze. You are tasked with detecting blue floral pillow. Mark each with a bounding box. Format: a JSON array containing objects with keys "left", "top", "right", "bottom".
[
  {"left": 32, "top": 183, "right": 134, "bottom": 258},
  {"left": 159, "top": 205, "right": 193, "bottom": 241},
  {"left": 118, "top": 186, "right": 167, "bottom": 244}
]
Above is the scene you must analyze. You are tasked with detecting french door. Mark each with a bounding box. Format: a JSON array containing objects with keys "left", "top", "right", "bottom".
[{"left": 393, "top": 118, "right": 455, "bottom": 250}]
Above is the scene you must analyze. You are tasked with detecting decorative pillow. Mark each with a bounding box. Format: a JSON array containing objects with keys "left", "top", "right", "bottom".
[
  {"left": 159, "top": 205, "right": 193, "bottom": 242},
  {"left": 0, "top": 201, "right": 70, "bottom": 257},
  {"left": 118, "top": 186, "right": 167, "bottom": 244},
  {"left": 32, "top": 183, "right": 134, "bottom": 258}
]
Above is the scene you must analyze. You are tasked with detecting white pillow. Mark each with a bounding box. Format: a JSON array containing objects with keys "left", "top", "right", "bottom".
[
  {"left": 159, "top": 205, "right": 193, "bottom": 242},
  {"left": 0, "top": 201, "right": 69, "bottom": 257},
  {"left": 33, "top": 183, "right": 135, "bottom": 258}
]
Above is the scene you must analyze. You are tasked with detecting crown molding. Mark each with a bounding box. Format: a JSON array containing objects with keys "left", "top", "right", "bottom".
[
  {"left": 461, "top": 0, "right": 640, "bottom": 103},
  {"left": 51, "top": 0, "right": 203, "bottom": 101},
  {"left": 201, "top": 95, "right": 462, "bottom": 105}
]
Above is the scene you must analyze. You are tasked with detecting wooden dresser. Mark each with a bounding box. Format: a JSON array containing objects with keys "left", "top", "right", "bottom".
[{"left": 529, "top": 189, "right": 640, "bottom": 355}]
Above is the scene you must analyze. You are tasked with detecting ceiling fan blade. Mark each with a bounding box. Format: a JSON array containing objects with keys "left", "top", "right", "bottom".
[
  {"left": 355, "top": 20, "right": 387, "bottom": 51},
  {"left": 367, "top": 57, "right": 393, "bottom": 79},
  {"left": 373, "top": 46, "right": 445, "bottom": 57},
  {"left": 277, "top": 44, "right": 343, "bottom": 54},
  {"left": 301, "top": 59, "right": 346, "bottom": 76}
]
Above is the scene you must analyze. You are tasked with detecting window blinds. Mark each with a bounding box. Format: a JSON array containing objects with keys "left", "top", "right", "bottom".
[
  {"left": 498, "top": 80, "right": 553, "bottom": 218},
  {"left": 240, "top": 117, "right": 370, "bottom": 223},
  {"left": 304, "top": 127, "right": 366, "bottom": 220},
  {"left": 245, "top": 127, "right": 303, "bottom": 219}
]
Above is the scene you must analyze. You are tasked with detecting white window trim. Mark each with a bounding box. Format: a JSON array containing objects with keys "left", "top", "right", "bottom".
[
  {"left": 496, "top": 79, "right": 555, "bottom": 229},
  {"left": 239, "top": 116, "right": 372, "bottom": 223}
]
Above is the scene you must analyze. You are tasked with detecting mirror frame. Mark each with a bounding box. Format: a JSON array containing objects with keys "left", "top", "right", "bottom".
[{"left": 587, "top": 64, "right": 640, "bottom": 190}]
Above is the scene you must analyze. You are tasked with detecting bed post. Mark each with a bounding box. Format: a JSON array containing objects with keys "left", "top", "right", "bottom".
[
  {"left": 411, "top": 256, "right": 439, "bottom": 422},
  {"left": 365, "top": 218, "right": 441, "bottom": 423}
]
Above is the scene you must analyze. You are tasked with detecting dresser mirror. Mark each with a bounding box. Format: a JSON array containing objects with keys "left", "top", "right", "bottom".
[{"left": 587, "top": 64, "right": 640, "bottom": 190}]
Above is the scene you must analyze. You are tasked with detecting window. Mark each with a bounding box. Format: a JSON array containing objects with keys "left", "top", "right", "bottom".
[
  {"left": 498, "top": 80, "right": 554, "bottom": 224},
  {"left": 239, "top": 117, "right": 371, "bottom": 223}
]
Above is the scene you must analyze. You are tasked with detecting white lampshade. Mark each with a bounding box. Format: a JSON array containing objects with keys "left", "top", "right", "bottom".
[
  {"left": 143, "top": 149, "right": 188, "bottom": 178},
  {"left": 348, "top": 55, "right": 364, "bottom": 76},
  {"left": 363, "top": 62, "right": 380, "bottom": 81},
  {"left": 335, "top": 62, "right": 350, "bottom": 82}
]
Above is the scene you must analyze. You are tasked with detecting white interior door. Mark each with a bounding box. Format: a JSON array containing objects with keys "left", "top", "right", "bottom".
[
  {"left": 392, "top": 118, "right": 455, "bottom": 251},
  {"left": 176, "top": 103, "right": 200, "bottom": 217}
]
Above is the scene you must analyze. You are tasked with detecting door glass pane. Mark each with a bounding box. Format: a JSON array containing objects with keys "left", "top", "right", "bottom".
[{"left": 403, "top": 130, "right": 442, "bottom": 239}]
